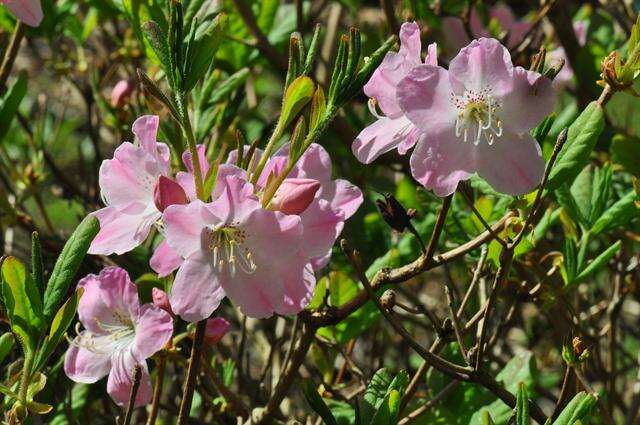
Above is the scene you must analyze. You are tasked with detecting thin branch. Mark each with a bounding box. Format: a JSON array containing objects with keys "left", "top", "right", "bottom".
[
  {"left": 122, "top": 364, "right": 142, "bottom": 425},
  {"left": 146, "top": 356, "right": 166, "bottom": 425},
  {"left": 177, "top": 320, "right": 207, "bottom": 425},
  {"left": 0, "top": 21, "right": 24, "bottom": 92}
]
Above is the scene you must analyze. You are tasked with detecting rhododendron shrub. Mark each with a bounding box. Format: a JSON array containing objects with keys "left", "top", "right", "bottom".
[{"left": 1, "top": 1, "right": 639, "bottom": 424}]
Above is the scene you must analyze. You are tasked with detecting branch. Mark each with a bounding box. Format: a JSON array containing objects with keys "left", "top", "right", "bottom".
[{"left": 177, "top": 320, "right": 207, "bottom": 425}]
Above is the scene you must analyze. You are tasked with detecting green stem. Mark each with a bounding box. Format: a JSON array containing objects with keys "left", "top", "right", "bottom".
[
  {"left": 0, "top": 21, "right": 24, "bottom": 93},
  {"left": 177, "top": 94, "right": 205, "bottom": 201},
  {"left": 18, "top": 353, "right": 34, "bottom": 404},
  {"left": 250, "top": 119, "right": 285, "bottom": 185}
]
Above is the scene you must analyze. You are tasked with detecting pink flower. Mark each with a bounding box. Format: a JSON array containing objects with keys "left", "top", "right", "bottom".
[
  {"left": 1, "top": 0, "right": 42, "bottom": 27},
  {"left": 547, "top": 21, "right": 588, "bottom": 88},
  {"left": 204, "top": 318, "right": 230, "bottom": 345},
  {"left": 236, "top": 143, "right": 363, "bottom": 270},
  {"left": 352, "top": 22, "right": 437, "bottom": 163},
  {"left": 64, "top": 267, "right": 173, "bottom": 407},
  {"left": 154, "top": 176, "right": 188, "bottom": 213},
  {"left": 110, "top": 79, "right": 136, "bottom": 108},
  {"left": 442, "top": 3, "right": 532, "bottom": 55},
  {"left": 164, "top": 173, "right": 314, "bottom": 321},
  {"left": 89, "top": 115, "right": 170, "bottom": 255},
  {"left": 396, "top": 38, "right": 555, "bottom": 196},
  {"left": 270, "top": 178, "right": 321, "bottom": 214}
]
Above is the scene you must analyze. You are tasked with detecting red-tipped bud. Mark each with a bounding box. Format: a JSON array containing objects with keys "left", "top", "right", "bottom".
[
  {"left": 270, "top": 178, "right": 320, "bottom": 215},
  {"left": 153, "top": 176, "right": 188, "bottom": 212},
  {"left": 110, "top": 79, "right": 136, "bottom": 108},
  {"left": 204, "top": 317, "right": 230, "bottom": 345},
  {"left": 152, "top": 288, "right": 174, "bottom": 317}
]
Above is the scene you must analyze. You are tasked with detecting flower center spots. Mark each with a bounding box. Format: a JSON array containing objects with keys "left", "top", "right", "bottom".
[
  {"left": 203, "top": 225, "right": 256, "bottom": 276},
  {"left": 69, "top": 313, "right": 136, "bottom": 355},
  {"left": 451, "top": 88, "right": 503, "bottom": 146}
]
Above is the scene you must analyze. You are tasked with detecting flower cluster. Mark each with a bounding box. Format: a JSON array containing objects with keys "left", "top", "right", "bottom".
[{"left": 354, "top": 22, "right": 556, "bottom": 196}]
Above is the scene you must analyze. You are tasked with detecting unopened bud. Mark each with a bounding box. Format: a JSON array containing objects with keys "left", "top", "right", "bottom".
[
  {"left": 204, "top": 317, "right": 230, "bottom": 345},
  {"left": 572, "top": 336, "right": 585, "bottom": 357},
  {"left": 110, "top": 78, "right": 136, "bottom": 108},
  {"left": 270, "top": 178, "right": 321, "bottom": 215},
  {"left": 152, "top": 288, "right": 174, "bottom": 317},
  {"left": 376, "top": 193, "right": 413, "bottom": 232},
  {"left": 153, "top": 176, "right": 188, "bottom": 212}
]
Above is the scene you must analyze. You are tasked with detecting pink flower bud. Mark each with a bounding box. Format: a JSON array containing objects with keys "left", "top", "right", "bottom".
[
  {"left": 2, "top": 0, "right": 43, "bottom": 27},
  {"left": 204, "top": 317, "right": 230, "bottom": 345},
  {"left": 270, "top": 178, "right": 321, "bottom": 215},
  {"left": 110, "top": 79, "right": 136, "bottom": 108},
  {"left": 152, "top": 288, "right": 174, "bottom": 317},
  {"left": 153, "top": 176, "right": 188, "bottom": 212}
]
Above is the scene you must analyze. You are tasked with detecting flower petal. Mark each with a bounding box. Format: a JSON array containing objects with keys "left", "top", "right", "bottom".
[
  {"left": 169, "top": 252, "right": 226, "bottom": 322},
  {"left": 163, "top": 200, "right": 219, "bottom": 259},
  {"left": 150, "top": 240, "right": 183, "bottom": 277},
  {"left": 64, "top": 344, "right": 111, "bottom": 384},
  {"left": 298, "top": 199, "right": 345, "bottom": 266},
  {"left": 410, "top": 133, "right": 475, "bottom": 197},
  {"left": 107, "top": 350, "right": 152, "bottom": 407},
  {"left": 448, "top": 38, "right": 513, "bottom": 97},
  {"left": 397, "top": 64, "right": 458, "bottom": 134},
  {"left": 277, "top": 260, "right": 315, "bottom": 315},
  {"left": 3, "top": 0, "right": 42, "bottom": 26},
  {"left": 352, "top": 115, "right": 418, "bottom": 164},
  {"left": 319, "top": 179, "right": 363, "bottom": 220},
  {"left": 500, "top": 66, "right": 555, "bottom": 134},
  {"left": 475, "top": 131, "right": 544, "bottom": 195},
  {"left": 132, "top": 115, "right": 159, "bottom": 155},
  {"left": 89, "top": 204, "right": 159, "bottom": 256},
  {"left": 134, "top": 304, "right": 173, "bottom": 359}
]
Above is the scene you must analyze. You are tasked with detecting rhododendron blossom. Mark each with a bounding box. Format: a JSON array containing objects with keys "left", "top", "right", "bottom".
[
  {"left": 1, "top": 0, "right": 42, "bottom": 27},
  {"left": 352, "top": 22, "right": 436, "bottom": 163},
  {"left": 396, "top": 37, "right": 555, "bottom": 196},
  {"left": 165, "top": 173, "right": 314, "bottom": 321},
  {"left": 64, "top": 267, "right": 173, "bottom": 407},
  {"left": 89, "top": 115, "right": 170, "bottom": 255}
]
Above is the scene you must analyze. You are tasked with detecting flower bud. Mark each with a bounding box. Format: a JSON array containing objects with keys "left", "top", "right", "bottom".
[
  {"left": 376, "top": 193, "right": 413, "bottom": 232},
  {"left": 110, "top": 78, "right": 136, "bottom": 108},
  {"left": 152, "top": 288, "right": 174, "bottom": 317},
  {"left": 204, "top": 317, "right": 230, "bottom": 345},
  {"left": 270, "top": 178, "right": 321, "bottom": 215},
  {"left": 153, "top": 176, "right": 188, "bottom": 212}
]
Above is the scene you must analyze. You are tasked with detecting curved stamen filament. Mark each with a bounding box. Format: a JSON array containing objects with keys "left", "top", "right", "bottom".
[{"left": 205, "top": 226, "right": 257, "bottom": 276}]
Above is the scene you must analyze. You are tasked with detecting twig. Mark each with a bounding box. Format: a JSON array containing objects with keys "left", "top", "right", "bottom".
[
  {"left": 424, "top": 194, "right": 453, "bottom": 261},
  {"left": 549, "top": 365, "right": 573, "bottom": 422},
  {"left": 122, "top": 365, "right": 142, "bottom": 425},
  {"left": 177, "top": 320, "right": 207, "bottom": 425},
  {"left": 0, "top": 21, "right": 24, "bottom": 92},
  {"left": 146, "top": 357, "right": 166, "bottom": 425},
  {"left": 460, "top": 188, "right": 508, "bottom": 248},
  {"left": 398, "top": 380, "right": 460, "bottom": 425},
  {"left": 445, "top": 284, "right": 469, "bottom": 363}
]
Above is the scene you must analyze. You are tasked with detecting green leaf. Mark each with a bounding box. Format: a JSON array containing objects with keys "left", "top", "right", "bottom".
[
  {"left": 0, "top": 332, "right": 15, "bottom": 364},
  {"left": 301, "top": 379, "right": 338, "bottom": 425},
  {"left": 588, "top": 164, "right": 612, "bottom": 223},
  {"left": 183, "top": 13, "right": 227, "bottom": 92},
  {"left": 516, "top": 382, "right": 530, "bottom": 425},
  {"left": 552, "top": 392, "right": 597, "bottom": 425},
  {"left": 571, "top": 240, "right": 622, "bottom": 285},
  {"left": 370, "top": 389, "right": 401, "bottom": 425},
  {"left": 200, "top": 67, "right": 249, "bottom": 110},
  {"left": 34, "top": 288, "right": 84, "bottom": 372},
  {"left": 43, "top": 215, "right": 99, "bottom": 322},
  {"left": 1, "top": 257, "right": 45, "bottom": 355},
  {"left": 591, "top": 190, "right": 639, "bottom": 234},
  {"left": 31, "top": 232, "right": 44, "bottom": 297},
  {"left": 547, "top": 102, "right": 605, "bottom": 191},
  {"left": 142, "top": 20, "right": 174, "bottom": 87},
  {"left": 280, "top": 75, "right": 315, "bottom": 129},
  {"left": 0, "top": 72, "right": 27, "bottom": 143},
  {"left": 362, "top": 369, "right": 408, "bottom": 424},
  {"left": 611, "top": 135, "right": 640, "bottom": 177}
]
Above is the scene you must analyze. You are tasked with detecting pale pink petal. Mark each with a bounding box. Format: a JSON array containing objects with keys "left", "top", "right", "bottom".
[
  {"left": 398, "top": 21, "right": 422, "bottom": 63},
  {"left": 426, "top": 42, "right": 438, "bottom": 66},
  {"left": 448, "top": 38, "right": 513, "bottom": 97},
  {"left": 289, "top": 144, "right": 332, "bottom": 182},
  {"left": 226, "top": 147, "right": 264, "bottom": 174},
  {"left": 409, "top": 133, "right": 475, "bottom": 197},
  {"left": 500, "top": 66, "right": 555, "bottom": 134},
  {"left": 88, "top": 267, "right": 140, "bottom": 319},
  {"left": 134, "top": 304, "right": 173, "bottom": 359},
  {"left": 150, "top": 240, "right": 183, "bottom": 277},
  {"left": 132, "top": 115, "right": 159, "bottom": 154},
  {"left": 441, "top": 17, "right": 472, "bottom": 57},
  {"left": 98, "top": 142, "right": 163, "bottom": 207},
  {"left": 182, "top": 144, "right": 210, "bottom": 178},
  {"left": 319, "top": 179, "right": 363, "bottom": 219},
  {"left": 204, "top": 318, "right": 230, "bottom": 345},
  {"left": 3, "top": 0, "right": 42, "bottom": 27},
  {"left": 397, "top": 64, "right": 457, "bottom": 134},
  {"left": 163, "top": 200, "right": 219, "bottom": 259},
  {"left": 352, "top": 115, "right": 418, "bottom": 164},
  {"left": 107, "top": 351, "right": 152, "bottom": 407},
  {"left": 64, "top": 344, "right": 111, "bottom": 384},
  {"left": 89, "top": 204, "right": 159, "bottom": 256},
  {"left": 475, "top": 131, "right": 544, "bottom": 195},
  {"left": 169, "top": 252, "right": 226, "bottom": 322},
  {"left": 207, "top": 175, "right": 260, "bottom": 224},
  {"left": 278, "top": 261, "right": 316, "bottom": 315},
  {"left": 298, "top": 199, "right": 345, "bottom": 265},
  {"left": 151, "top": 287, "right": 174, "bottom": 316}
]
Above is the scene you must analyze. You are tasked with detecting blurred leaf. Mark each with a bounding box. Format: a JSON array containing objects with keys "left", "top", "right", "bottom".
[
  {"left": 552, "top": 392, "right": 597, "bottom": 425},
  {"left": 571, "top": 240, "right": 621, "bottom": 285},
  {"left": 34, "top": 288, "right": 83, "bottom": 372},
  {"left": 0, "top": 72, "right": 27, "bottom": 143},
  {"left": 591, "top": 190, "right": 639, "bottom": 234},
  {"left": 362, "top": 369, "right": 408, "bottom": 424},
  {"left": 302, "top": 379, "right": 338, "bottom": 425},
  {"left": 1, "top": 257, "right": 44, "bottom": 355},
  {"left": 547, "top": 102, "right": 605, "bottom": 191},
  {"left": 43, "top": 215, "right": 99, "bottom": 322},
  {"left": 183, "top": 13, "right": 227, "bottom": 92},
  {"left": 0, "top": 332, "right": 15, "bottom": 364},
  {"left": 611, "top": 134, "right": 640, "bottom": 177}
]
